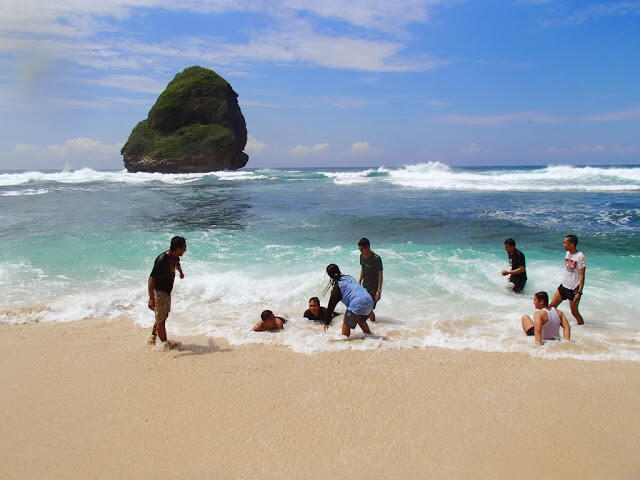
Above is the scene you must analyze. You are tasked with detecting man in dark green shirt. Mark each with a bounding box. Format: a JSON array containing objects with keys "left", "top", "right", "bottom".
[{"left": 358, "top": 237, "right": 383, "bottom": 322}]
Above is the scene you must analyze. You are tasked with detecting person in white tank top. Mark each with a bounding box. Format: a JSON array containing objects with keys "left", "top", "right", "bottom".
[{"left": 521, "top": 291, "right": 571, "bottom": 346}]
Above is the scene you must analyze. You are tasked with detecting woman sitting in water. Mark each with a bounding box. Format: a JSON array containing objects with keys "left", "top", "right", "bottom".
[{"left": 322, "top": 264, "right": 373, "bottom": 337}]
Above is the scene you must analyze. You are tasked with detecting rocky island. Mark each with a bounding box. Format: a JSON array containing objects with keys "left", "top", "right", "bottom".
[{"left": 121, "top": 66, "right": 248, "bottom": 173}]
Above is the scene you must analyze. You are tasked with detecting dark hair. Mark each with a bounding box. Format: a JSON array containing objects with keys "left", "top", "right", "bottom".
[
  {"left": 308, "top": 297, "right": 320, "bottom": 305},
  {"left": 357, "top": 237, "right": 370, "bottom": 248},
  {"left": 534, "top": 291, "right": 549, "bottom": 307},
  {"left": 565, "top": 234, "right": 578, "bottom": 246},
  {"left": 170, "top": 236, "right": 186, "bottom": 251},
  {"left": 260, "top": 310, "right": 274, "bottom": 321},
  {"left": 324, "top": 264, "right": 342, "bottom": 296},
  {"left": 504, "top": 238, "right": 515, "bottom": 247},
  {"left": 326, "top": 264, "right": 342, "bottom": 280}
]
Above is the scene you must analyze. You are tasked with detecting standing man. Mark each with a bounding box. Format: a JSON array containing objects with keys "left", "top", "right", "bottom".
[
  {"left": 501, "top": 238, "right": 527, "bottom": 293},
  {"left": 550, "top": 234, "right": 586, "bottom": 325},
  {"left": 147, "top": 236, "right": 187, "bottom": 350},
  {"left": 358, "top": 237, "right": 383, "bottom": 322}
]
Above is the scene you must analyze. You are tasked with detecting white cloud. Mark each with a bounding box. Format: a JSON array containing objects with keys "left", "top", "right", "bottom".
[
  {"left": 46, "top": 137, "right": 122, "bottom": 158},
  {"left": 349, "top": 141, "right": 373, "bottom": 153},
  {"left": 289, "top": 143, "right": 329, "bottom": 155},
  {"left": 7, "top": 137, "right": 123, "bottom": 169},
  {"left": 460, "top": 143, "right": 487, "bottom": 155},
  {"left": 584, "top": 107, "right": 640, "bottom": 123},
  {"left": 245, "top": 135, "right": 268, "bottom": 153},
  {"left": 542, "top": 2, "right": 640, "bottom": 26},
  {"left": 442, "top": 106, "right": 640, "bottom": 126}
]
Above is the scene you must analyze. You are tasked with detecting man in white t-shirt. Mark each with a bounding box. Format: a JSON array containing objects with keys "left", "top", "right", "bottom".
[{"left": 550, "top": 234, "right": 586, "bottom": 325}]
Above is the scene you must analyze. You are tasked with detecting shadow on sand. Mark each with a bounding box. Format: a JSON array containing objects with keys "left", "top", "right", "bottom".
[{"left": 172, "top": 339, "right": 230, "bottom": 358}]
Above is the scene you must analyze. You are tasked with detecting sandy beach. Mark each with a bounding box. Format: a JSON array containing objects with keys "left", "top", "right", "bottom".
[{"left": 1, "top": 317, "right": 639, "bottom": 479}]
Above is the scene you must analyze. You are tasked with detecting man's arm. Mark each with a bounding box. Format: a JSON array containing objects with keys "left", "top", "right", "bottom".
[
  {"left": 148, "top": 277, "right": 156, "bottom": 310},
  {"left": 252, "top": 321, "right": 265, "bottom": 332},
  {"left": 375, "top": 270, "right": 383, "bottom": 301},
  {"left": 574, "top": 267, "right": 586, "bottom": 302},
  {"left": 559, "top": 310, "right": 571, "bottom": 340},
  {"left": 533, "top": 311, "right": 544, "bottom": 346},
  {"left": 358, "top": 267, "right": 364, "bottom": 284},
  {"left": 323, "top": 285, "right": 342, "bottom": 330},
  {"left": 176, "top": 262, "right": 184, "bottom": 279}
]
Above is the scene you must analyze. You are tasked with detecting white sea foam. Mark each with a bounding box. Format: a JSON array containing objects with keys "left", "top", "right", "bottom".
[
  {"left": 384, "top": 162, "right": 640, "bottom": 192},
  {"left": 1, "top": 164, "right": 639, "bottom": 192},
  {"left": 2, "top": 248, "right": 638, "bottom": 362}
]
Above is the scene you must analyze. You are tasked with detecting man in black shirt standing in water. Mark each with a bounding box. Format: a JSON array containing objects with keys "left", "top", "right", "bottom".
[
  {"left": 358, "top": 237, "right": 383, "bottom": 322},
  {"left": 501, "top": 238, "right": 527, "bottom": 293},
  {"left": 147, "top": 236, "right": 186, "bottom": 350}
]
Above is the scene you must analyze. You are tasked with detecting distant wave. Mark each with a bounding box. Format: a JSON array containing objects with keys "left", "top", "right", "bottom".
[{"left": 1, "top": 163, "right": 639, "bottom": 192}]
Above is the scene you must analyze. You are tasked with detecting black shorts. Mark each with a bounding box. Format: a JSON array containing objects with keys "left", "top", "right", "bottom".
[
  {"left": 558, "top": 284, "right": 579, "bottom": 301},
  {"left": 365, "top": 289, "right": 378, "bottom": 309},
  {"left": 511, "top": 280, "right": 526, "bottom": 293},
  {"left": 526, "top": 326, "right": 534, "bottom": 336}
]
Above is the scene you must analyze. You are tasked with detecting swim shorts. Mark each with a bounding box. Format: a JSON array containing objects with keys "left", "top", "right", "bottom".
[
  {"left": 558, "top": 284, "right": 579, "bottom": 301},
  {"left": 154, "top": 290, "right": 171, "bottom": 325},
  {"left": 365, "top": 288, "right": 378, "bottom": 309},
  {"left": 511, "top": 280, "right": 526, "bottom": 293},
  {"left": 343, "top": 309, "right": 370, "bottom": 329}
]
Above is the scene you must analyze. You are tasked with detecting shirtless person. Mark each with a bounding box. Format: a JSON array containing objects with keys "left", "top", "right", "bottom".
[
  {"left": 252, "top": 310, "right": 287, "bottom": 332},
  {"left": 521, "top": 291, "right": 571, "bottom": 346},
  {"left": 550, "top": 234, "right": 586, "bottom": 325}
]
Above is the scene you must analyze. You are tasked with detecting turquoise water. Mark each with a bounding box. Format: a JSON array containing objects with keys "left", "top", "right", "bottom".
[{"left": 1, "top": 163, "right": 639, "bottom": 360}]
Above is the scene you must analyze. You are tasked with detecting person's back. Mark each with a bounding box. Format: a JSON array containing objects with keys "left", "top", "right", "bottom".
[
  {"left": 541, "top": 307, "right": 561, "bottom": 340},
  {"left": 338, "top": 275, "right": 373, "bottom": 316}
]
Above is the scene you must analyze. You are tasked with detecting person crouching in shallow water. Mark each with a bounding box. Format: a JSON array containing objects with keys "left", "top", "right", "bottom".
[
  {"left": 147, "top": 235, "right": 186, "bottom": 350},
  {"left": 521, "top": 291, "right": 571, "bottom": 346},
  {"left": 252, "top": 310, "right": 287, "bottom": 332},
  {"left": 323, "top": 264, "right": 373, "bottom": 338},
  {"left": 303, "top": 296, "right": 340, "bottom": 324}
]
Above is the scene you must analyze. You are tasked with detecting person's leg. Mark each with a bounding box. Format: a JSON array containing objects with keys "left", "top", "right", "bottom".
[
  {"left": 368, "top": 311, "right": 376, "bottom": 322},
  {"left": 521, "top": 315, "right": 534, "bottom": 335},
  {"left": 341, "top": 321, "right": 351, "bottom": 337},
  {"left": 569, "top": 299, "right": 584, "bottom": 325},
  {"left": 357, "top": 319, "right": 371, "bottom": 334},
  {"left": 549, "top": 288, "right": 563, "bottom": 308},
  {"left": 153, "top": 291, "right": 170, "bottom": 343},
  {"left": 367, "top": 291, "right": 377, "bottom": 322}
]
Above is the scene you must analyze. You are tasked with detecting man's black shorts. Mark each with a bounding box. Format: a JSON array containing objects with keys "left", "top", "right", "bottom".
[
  {"left": 366, "top": 289, "right": 378, "bottom": 309},
  {"left": 512, "top": 280, "right": 526, "bottom": 293},
  {"left": 558, "top": 284, "right": 579, "bottom": 301}
]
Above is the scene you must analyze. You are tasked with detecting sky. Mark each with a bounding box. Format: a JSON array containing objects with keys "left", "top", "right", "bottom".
[{"left": 1, "top": 0, "right": 639, "bottom": 170}]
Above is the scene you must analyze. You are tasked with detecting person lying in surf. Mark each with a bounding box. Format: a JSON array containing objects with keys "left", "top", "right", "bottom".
[
  {"left": 252, "top": 310, "right": 287, "bottom": 332},
  {"left": 303, "top": 296, "right": 340, "bottom": 324}
]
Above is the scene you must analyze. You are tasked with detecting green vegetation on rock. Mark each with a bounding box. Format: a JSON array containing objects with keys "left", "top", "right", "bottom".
[{"left": 121, "top": 65, "right": 248, "bottom": 173}]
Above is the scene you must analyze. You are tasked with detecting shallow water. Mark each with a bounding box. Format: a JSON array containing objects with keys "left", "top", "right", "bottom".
[{"left": 1, "top": 163, "right": 639, "bottom": 360}]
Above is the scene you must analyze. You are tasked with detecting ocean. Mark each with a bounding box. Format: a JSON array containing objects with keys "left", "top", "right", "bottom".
[{"left": 1, "top": 162, "right": 639, "bottom": 361}]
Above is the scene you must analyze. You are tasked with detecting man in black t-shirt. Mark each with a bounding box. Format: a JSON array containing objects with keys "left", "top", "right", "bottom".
[
  {"left": 501, "top": 238, "right": 527, "bottom": 293},
  {"left": 303, "top": 296, "right": 340, "bottom": 324},
  {"left": 147, "top": 236, "right": 187, "bottom": 350},
  {"left": 358, "top": 237, "right": 383, "bottom": 321}
]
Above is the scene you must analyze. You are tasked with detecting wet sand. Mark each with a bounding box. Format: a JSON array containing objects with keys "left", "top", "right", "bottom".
[{"left": 1, "top": 318, "right": 639, "bottom": 479}]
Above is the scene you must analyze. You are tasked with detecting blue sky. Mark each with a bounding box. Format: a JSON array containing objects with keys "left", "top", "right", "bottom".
[{"left": 1, "top": 0, "right": 639, "bottom": 170}]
